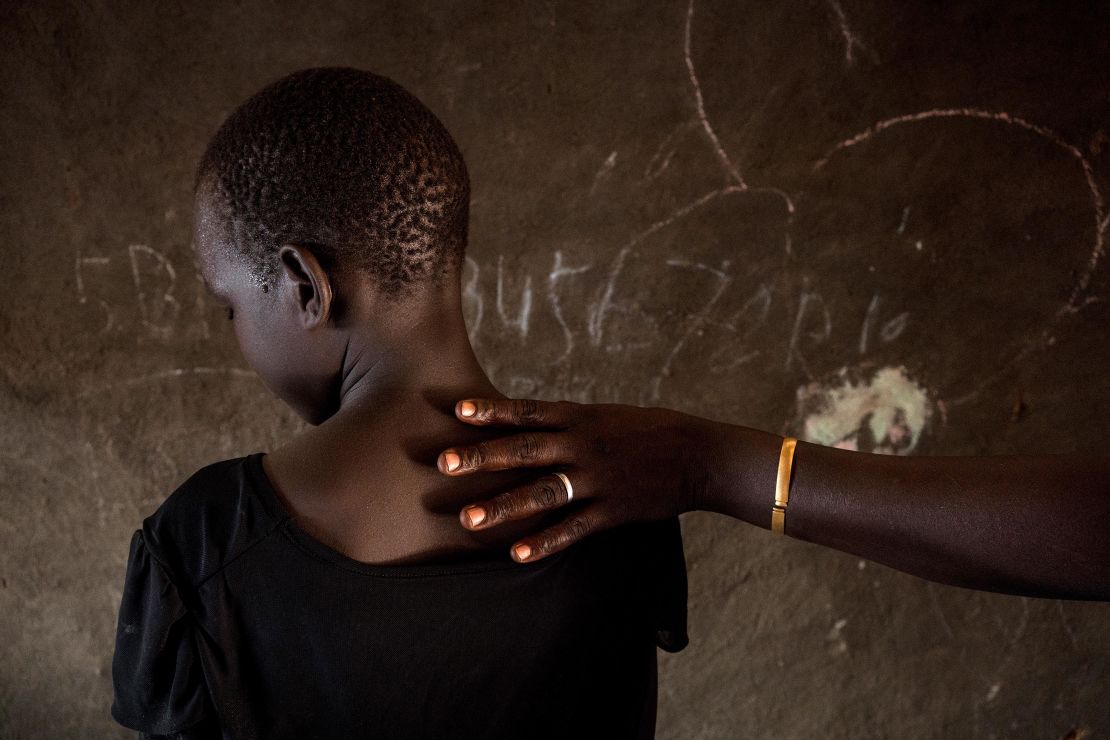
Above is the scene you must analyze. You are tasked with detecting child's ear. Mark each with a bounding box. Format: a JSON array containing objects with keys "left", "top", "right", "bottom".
[{"left": 278, "top": 244, "right": 333, "bottom": 328}]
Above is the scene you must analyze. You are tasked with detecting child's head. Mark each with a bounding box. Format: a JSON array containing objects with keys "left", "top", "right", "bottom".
[{"left": 192, "top": 67, "right": 472, "bottom": 423}]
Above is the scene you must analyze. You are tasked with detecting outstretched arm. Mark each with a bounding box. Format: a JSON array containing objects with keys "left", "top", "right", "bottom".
[
  {"left": 705, "top": 419, "right": 1110, "bottom": 600},
  {"left": 437, "top": 398, "right": 1110, "bottom": 601}
]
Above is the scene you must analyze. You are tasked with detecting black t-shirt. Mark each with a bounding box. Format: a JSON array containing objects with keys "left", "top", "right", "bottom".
[{"left": 111, "top": 452, "right": 689, "bottom": 739}]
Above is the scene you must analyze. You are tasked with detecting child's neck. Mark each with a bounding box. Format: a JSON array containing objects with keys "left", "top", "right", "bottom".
[
  {"left": 328, "top": 284, "right": 500, "bottom": 416},
  {"left": 310, "top": 312, "right": 507, "bottom": 482},
  {"left": 259, "top": 302, "right": 558, "bottom": 564}
]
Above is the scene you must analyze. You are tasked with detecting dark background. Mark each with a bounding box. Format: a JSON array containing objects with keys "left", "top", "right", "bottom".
[{"left": 2, "top": 1, "right": 1109, "bottom": 737}]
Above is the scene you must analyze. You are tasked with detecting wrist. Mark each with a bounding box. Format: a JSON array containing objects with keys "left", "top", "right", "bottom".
[{"left": 698, "top": 421, "right": 784, "bottom": 526}]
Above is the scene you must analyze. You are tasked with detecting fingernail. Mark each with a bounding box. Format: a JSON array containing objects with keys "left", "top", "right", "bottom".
[
  {"left": 459, "top": 401, "right": 476, "bottom": 417},
  {"left": 464, "top": 505, "right": 486, "bottom": 527},
  {"left": 444, "top": 452, "right": 460, "bottom": 472},
  {"left": 513, "top": 543, "right": 531, "bottom": 561}
]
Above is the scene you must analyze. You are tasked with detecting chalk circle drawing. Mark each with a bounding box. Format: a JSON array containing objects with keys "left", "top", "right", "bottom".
[
  {"left": 793, "top": 364, "right": 933, "bottom": 454},
  {"left": 811, "top": 108, "right": 1106, "bottom": 408},
  {"left": 683, "top": 0, "right": 1105, "bottom": 419}
]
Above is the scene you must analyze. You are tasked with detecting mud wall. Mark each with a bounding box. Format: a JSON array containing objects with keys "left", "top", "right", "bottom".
[{"left": 2, "top": 1, "right": 1108, "bottom": 737}]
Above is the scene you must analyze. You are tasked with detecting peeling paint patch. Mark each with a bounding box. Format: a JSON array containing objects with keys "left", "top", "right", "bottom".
[
  {"left": 825, "top": 618, "right": 849, "bottom": 656},
  {"left": 795, "top": 364, "right": 932, "bottom": 454}
]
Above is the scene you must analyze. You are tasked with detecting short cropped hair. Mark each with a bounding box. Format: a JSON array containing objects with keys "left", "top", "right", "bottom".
[{"left": 195, "top": 67, "right": 470, "bottom": 297}]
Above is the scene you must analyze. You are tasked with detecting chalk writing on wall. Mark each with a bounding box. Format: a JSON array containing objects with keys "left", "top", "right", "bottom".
[{"left": 73, "top": 0, "right": 1107, "bottom": 460}]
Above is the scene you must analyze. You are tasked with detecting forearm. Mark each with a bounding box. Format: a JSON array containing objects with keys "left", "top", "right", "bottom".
[{"left": 697, "top": 421, "right": 1110, "bottom": 600}]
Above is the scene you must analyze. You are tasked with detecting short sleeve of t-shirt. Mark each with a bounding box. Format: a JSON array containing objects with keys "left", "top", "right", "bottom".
[{"left": 111, "top": 529, "right": 215, "bottom": 736}]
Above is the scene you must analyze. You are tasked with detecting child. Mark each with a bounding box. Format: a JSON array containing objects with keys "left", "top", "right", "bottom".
[{"left": 111, "top": 67, "right": 688, "bottom": 739}]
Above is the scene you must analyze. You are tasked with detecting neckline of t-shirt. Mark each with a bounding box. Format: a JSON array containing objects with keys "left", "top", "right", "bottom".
[{"left": 243, "top": 450, "right": 570, "bottom": 578}]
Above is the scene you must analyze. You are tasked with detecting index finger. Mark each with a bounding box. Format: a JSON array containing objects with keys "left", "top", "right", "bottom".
[
  {"left": 438, "top": 431, "right": 564, "bottom": 475},
  {"left": 455, "top": 397, "right": 577, "bottom": 428}
]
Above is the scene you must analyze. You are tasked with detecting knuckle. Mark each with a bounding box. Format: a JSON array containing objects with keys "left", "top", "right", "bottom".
[
  {"left": 535, "top": 514, "right": 593, "bottom": 555},
  {"left": 532, "top": 481, "right": 560, "bottom": 509},
  {"left": 533, "top": 534, "right": 555, "bottom": 555},
  {"left": 589, "top": 435, "right": 612, "bottom": 457},
  {"left": 566, "top": 514, "right": 592, "bottom": 541},
  {"left": 487, "top": 493, "right": 516, "bottom": 521},
  {"left": 514, "top": 433, "right": 540, "bottom": 460},
  {"left": 464, "top": 443, "right": 488, "bottom": 469},
  {"left": 474, "top": 401, "right": 495, "bottom": 423},
  {"left": 514, "top": 398, "right": 542, "bottom": 424}
]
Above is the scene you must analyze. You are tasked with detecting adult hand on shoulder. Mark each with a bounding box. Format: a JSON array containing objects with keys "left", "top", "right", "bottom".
[{"left": 436, "top": 397, "right": 716, "bottom": 563}]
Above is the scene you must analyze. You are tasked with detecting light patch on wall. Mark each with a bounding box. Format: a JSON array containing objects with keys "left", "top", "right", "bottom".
[{"left": 794, "top": 364, "right": 932, "bottom": 454}]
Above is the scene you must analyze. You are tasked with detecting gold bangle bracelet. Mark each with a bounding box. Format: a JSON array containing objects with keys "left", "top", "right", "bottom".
[{"left": 771, "top": 436, "right": 798, "bottom": 535}]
